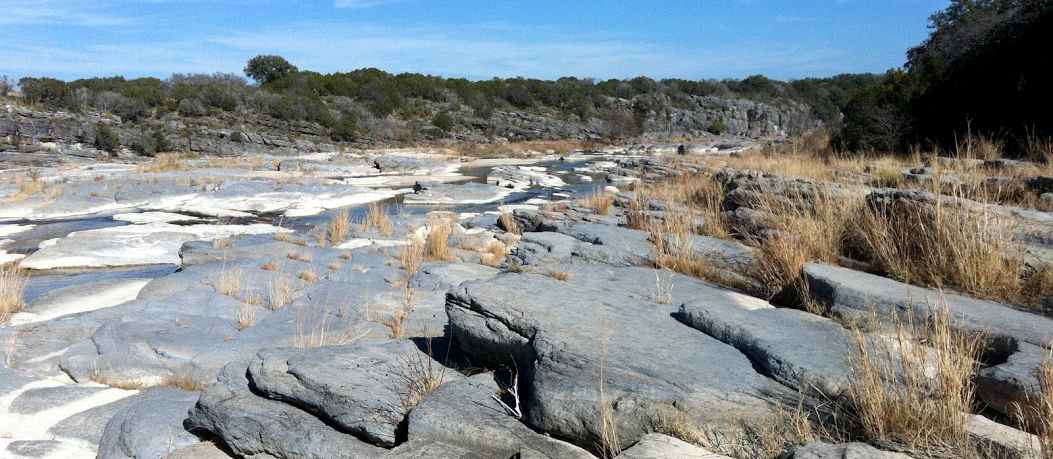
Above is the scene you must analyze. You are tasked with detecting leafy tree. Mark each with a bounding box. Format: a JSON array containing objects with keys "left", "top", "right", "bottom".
[
  {"left": 244, "top": 55, "right": 299, "bottom": 85},
  {"left": 0, "top": 76, "right": 12, "bottom": 97},
  {"left": 330, "top": 113, "right": 357, "bottom": 141}
]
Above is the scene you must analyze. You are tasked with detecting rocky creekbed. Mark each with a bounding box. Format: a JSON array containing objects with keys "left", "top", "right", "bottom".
[{"left": 0, "top": 141, "right": 1050, "bottom": 459}]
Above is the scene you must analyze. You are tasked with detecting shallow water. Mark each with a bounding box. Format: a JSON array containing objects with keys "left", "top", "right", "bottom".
[{"left": 4, "top": 154, "right": 620, "bottom": 302}]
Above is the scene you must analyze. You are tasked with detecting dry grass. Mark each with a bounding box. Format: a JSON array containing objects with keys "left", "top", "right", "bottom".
[
  {"left": 136, "top": 153, "right": 189, "bottom": 173},
  {"left": 0, "top": 264, "right": 27, "bottom": 325},
  {"left": 423, "top": 217, "right": 454, "bottom": 262},
  {"left": 843, "top": 304, "right": 986, "bottom": 457},
  {"left": 382, "top": 285, "right": 414, "bottom": 339},
  {"left": 212, "top": 237, "right": 233, "bottom": 249},
  {"left": 398, "top": 237, "right": 425, "bottom": 278},
  {"left": 298, "top": 270, "right": 318, "bottom": 284},
  {"left": 293, "top": 306, "right": 368, "bottom": 348},
  {"left": 261, "top": 262, "right": 282, "bottom": 271},
  {"left": 328, "top": 261, "right": 342, "bottom": 271},
  {"left": 358, "top": 202, "right": 393, "bottom": 237},
  {"left": 499, "top": 211, "right": 521, "bottom": 235},
  {"left": 328, "top": 210, "right": 350, "bottom": 246},
  {"left": 217, "top": 268, "right": 244, "bottom": 298},
  {"left": 45, "top": 184, "right": 63, "bottom": 200},
  {"left": 846, "top": 192, "right": 1024, "bottom": 304},
  {"left": 597, "top": 314, "right": 620, "bottom": 458},
  {"left": 267, "top": 275, "right": 295, "bottom": 310},
  {"left": 1025, "top": 354, "right": 1053, "bottom": 459},
  {"left": 580, "top": 190, "right": 615, "bottom": 215},
  {"left": 450, "top": 139, "right": 595, "bottom": 158},
  {"left": 287, "top": 251, "right": 313, "bottom": 262},
  {"left": 339, "top": 252, "right": 353, "bottom": 261},
  {"left": 479, "top": 241, "right": 507, "bottom": 267},
  {"left": 90, "top": 372, "right": 207, "bottom": 392},
  {"left": 4, "top": 334, "right": 19, "bottom": 369},
  {"left": 236, "top": 303, "right": 257, "bottom": 330},
  {"left": 545, "top": 267, "right": 573, "bottom": 282},
  {"left": 391, "top": 338, "right": 448, "bottom": 413},
  {"left": 8, "top": 170, "right": 44, "bottom": 201}
]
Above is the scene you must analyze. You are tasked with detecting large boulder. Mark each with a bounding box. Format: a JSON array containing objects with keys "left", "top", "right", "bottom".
[
  {"left": 407, "top": 373, "right": 594, "bottom": 459},
  {"left": 247, "top": 339, "right": 462, "bottom": 447},
  {"left": 97, "top": 387, "right": 202, "bottom": 459},
  {"left": 779, "top": 442, "right": 914, "bottom": 459},
  {"left": 447, "top": 266, "right": 795, "bottom": 451},
  {"left": 616, "top": 433, "right": 733, "bottom": 459}
]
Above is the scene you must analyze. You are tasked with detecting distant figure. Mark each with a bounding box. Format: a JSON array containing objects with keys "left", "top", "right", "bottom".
[
  {"left": 505, "top": 183, "right": 515, "bottom": 189},
  {"left": 558, "top": 156, "right": 565, "bottom": 162},
  {"left": 412, "top": 181, "right": 427, "bottom": 194},
  {"left": 677, "top": 144, "right": 686, "bottom": 155}
]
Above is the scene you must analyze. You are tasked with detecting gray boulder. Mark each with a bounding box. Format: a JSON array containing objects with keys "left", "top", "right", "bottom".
[
  {"left": 188, "top": 360, "right": 387, "bottom": 459},
  {"left": 247, "top": 339, "right": 461, "bottom": 447},
  {"left": 779, "top": 442, "right": 914, "bottom": 459},
  {"left": 617, "top": 434, "right": 733, "bottom": 459},
  {"left": 407, "top": 373, "right": 594, "bottom": 459},
  {"left": 804, "top": 263, "right": 1053, "bottom": 350},
  {"left": 976, "top": 341, "right": 1045, "bottom": 424},
  {"left": 447, "top": 266, "right": 795, "bottom": 450},
  {"left": 97, "top": 387, "right": 201, "bottom": 459}
]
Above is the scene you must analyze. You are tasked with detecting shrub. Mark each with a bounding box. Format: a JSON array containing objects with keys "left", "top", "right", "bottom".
[
  {"left": 330, "top": 113, "right": 357, "bottom": 142},
  {"left": 19, "top": 77, "right": 77, "bottom": 110},
  {"left": 229, "top": 131, "right": 244, "bottom": 143},
  {"left": 708, "top": 119, "right": 727, "bottom": 135},
  {"left": 177, "top": 98, "right": 206, "bottom": 117},
  {"left": 93, "top": 123, "right": 120, "bottom": 155},
  {"left": 244, "top": 55, "right": 299, "bottom": 85},
  {"left": 431, "top": 110, "right": 455, "bottom": 132}
]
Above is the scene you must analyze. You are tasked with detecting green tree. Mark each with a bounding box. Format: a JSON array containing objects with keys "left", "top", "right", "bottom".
[
  {"left": 93, "top": 123, "right": 120, "bottom": 155},
  {"left": 431, "top": 110, "right": 455, "bottom": 132},
  {"left": 244, "top": 55, "right": 299, "bottom": 85}
]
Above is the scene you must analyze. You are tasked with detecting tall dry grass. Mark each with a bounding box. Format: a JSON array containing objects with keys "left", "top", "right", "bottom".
[
  {"left": 843, "top": 304, "right": 986, "bottom": 457},
  {"left": 579, "top": 190, "right": 615, "bottom": 215},
  {"left": 423, "top": 217, "right": 453, "bottom": 262},
  {"left": 358, "top": 202, "right": 393, "bottom": 237},
  {"left": 267, "top": 275, "right": 295, "bottom": 310},
  {"left": 136, "top": 152, "right": 189, "bottom": 173},
  {"left": 329, "top": 210, "right": 350, "bottom": 246},
  {"left": 846, "top": 192, "right": 1024, "bottom": 304},
  {"left": 0, "top": 264, "right": 27, "bottom": 324}
]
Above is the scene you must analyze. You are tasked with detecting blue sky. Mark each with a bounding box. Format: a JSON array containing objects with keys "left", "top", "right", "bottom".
[{"left": 0, "top": 0, "right": 949, "bottom": 82}]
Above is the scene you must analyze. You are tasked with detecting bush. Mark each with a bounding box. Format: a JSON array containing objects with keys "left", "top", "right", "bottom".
[
  {"left": 229, "top": 131, "right": 244, "bottom": 143},
  {"left": 431, "top": 110, "right": 455, "bottom": 132},
  {"left": 131, "top": 129, "right": 172, "bottom": 157},
  {"left": 93, "top": 123, "right": 120, "bottom": 155},
  {"left": 330, "top": 113, "right": 357, "bottom": 141},
  {"left": 177, "top": 98, "right": 206, "bottom": 117},
  {"left": 597, "top": 106, "right": 638, "bottom": 141},
  {"left": 708, "top": 120, "right": 727, "bottom": 135},
  {"left": 19, "top": 77, "right": 77, "bottom": 110}
]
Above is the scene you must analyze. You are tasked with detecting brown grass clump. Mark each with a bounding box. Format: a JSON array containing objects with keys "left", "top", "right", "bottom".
[
  {"left": 328, "top": 210, "right": 350, "bottom": 246},
  {"left": 847, "top": 193, "right": 1024, "bottom": 304},
  {"left": 10, "top": 170, "right": 44, "bottom": 201},
  {"left": 293, "top": 307, "right": 367, "bottom": 348},
  {"left": 392, "top": 338, "right": 448, "bottom": 413},
  {"left": 217, "top": 268, "right": 244, "bottom": 298},
  {"left": 268, "top": 275, "right": 295, "bottom": 310},
  {"left": 546, "top": 268, "right": 573, "bottom": 282},
  {"left": 423, "top": 218, "right": 454, "bottom": 262},
  {"left": 844, "top": 304, "right": 986, "bottom": 457},
  {"left": 261, "top": 262, "right": 282, "bottom": 271},
  {"left": 339, "top": 252, "right": 353, "bottom": 261},
  {"left": 1023, "top": 354, "right": 1053, "bottom": 458},
  {"left": 382, "top": 286, "right": 414, "bottom": 339},
  {"left": 212, "top": 237, "right": 233, "bottom": 249},
  {"left": 1, "top": 264, "right": 27, "bottom": 324},
  {"left": 579, "top": 190, "right": 615, "bottom": 215},
  {"left": 328, "top": 261, "right": 342, "bottom": 271},
  {"left": 480, "top": 241, "right": 507, "bottom": 267},
  {"left": 236, "top": 303, "right": 257, "bottom": 330},
  {"left": 499, "top": 211, "right": 521, "bottom": 235},
  {"left": 287, "top": 251, "right": 312, "bottom": 262},
  {"left": 298, "top": 270, "right": 318, "bottom": 284},
  {"left": 358, "top": 202, "right": 393, "bottom": 237},
  {"left": 398, "top": 237, "right": 425, "bottom": 278},
  {"left": 136, "top": 152, "right": 189, "bottom": 173}
]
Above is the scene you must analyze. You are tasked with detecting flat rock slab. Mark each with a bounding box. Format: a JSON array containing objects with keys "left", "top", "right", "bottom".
[
  {"left": 402, "top": 182, "right": 512, "bottom": 206},
  {"left": 780, "top": 442, "right": 915, "bottom": 459},
  {"left": 407, "top": 373, "right": 594, "bottom": 459},
  {"left": 189, "top": 361, "right": 388, "bottom": 459},
  {"left": 10, "top": 277, "right": 149, "bottom": 325},
  {"left": 20, "top": 222, "right": 285, "bottom": 269},
  {"left": 98, "top": 387, "right": 202, "bottom": 459},
  {"left": 447, "top": 266, "right": 794, "bottom": 451},
  {"left": 248, "top": 339, "right": 462, "bottom": 447},
  {"left": 804, "top": 263, "right": 1053, "bottom": 349},
  {"left": 676, "top": 297, "right": 863, "bottom": 397},
  {"left": 617, "top": 434, "right": 733, "bottom": 459}
]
